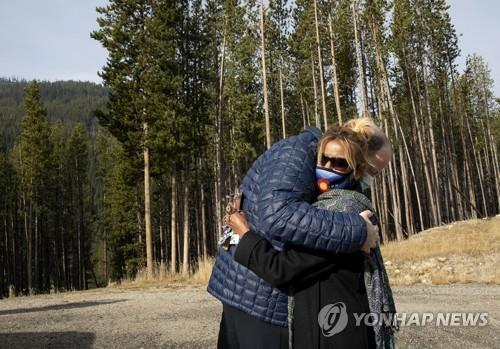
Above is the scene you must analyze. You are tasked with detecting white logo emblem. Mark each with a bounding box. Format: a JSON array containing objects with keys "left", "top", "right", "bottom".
[{"left": 317, "top": 302, "right": 348, "bottom": 337}]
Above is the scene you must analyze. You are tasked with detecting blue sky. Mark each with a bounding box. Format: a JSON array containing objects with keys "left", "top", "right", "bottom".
[{"left": 1, "top": 0, "right": 498, "bottom": 96}]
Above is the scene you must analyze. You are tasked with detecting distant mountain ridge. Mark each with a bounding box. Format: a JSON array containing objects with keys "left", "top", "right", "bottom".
[{"left": 0, "top": 78, "right": 108, "bottom": 152}]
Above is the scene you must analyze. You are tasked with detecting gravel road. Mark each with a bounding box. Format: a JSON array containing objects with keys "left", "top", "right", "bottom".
[{"left": 1, "top": 284, "right": 498, "bottom": 348}]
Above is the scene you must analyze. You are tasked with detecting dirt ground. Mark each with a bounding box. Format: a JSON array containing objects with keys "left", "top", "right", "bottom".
[{"left": 0, "top": 284, "right": 499, "bottom": 349}]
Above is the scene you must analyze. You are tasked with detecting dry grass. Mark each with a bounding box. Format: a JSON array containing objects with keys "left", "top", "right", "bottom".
[
  {"left": 381, "top": 217, "right": 500, "bottom": 262},
  {"left": 388, "top": 254, "right": 500, "bottom": 286},
  {"left": 381, "top": 216, "right": 500, "bottom": 285},
  {"left": 110, "top": 217, "right": 500, "bottom": 289},
  {"left": 108, "top": 258, "right": 215, "bottom": 289}
]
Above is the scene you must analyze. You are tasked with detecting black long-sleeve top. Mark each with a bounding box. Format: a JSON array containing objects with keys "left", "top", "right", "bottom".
[{"left": 234, "top": 231, "right": 376, "bottom": 349}]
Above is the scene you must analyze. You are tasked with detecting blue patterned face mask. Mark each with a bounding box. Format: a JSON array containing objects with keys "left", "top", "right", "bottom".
[{"left": 316, "top": 166, "right": 355, "bottom": 192}]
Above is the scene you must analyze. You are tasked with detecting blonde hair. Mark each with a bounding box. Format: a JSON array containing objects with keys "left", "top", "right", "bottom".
[
  {"left": 317, "top": 125, "right": 368, "bottom": 179},
  {"left": 344, "top": 117, "right": 389, "bottom": 155}
]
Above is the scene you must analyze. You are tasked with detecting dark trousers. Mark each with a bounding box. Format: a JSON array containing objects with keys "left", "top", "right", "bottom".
[{"left": 217, "top": 303, "right": 289, "bottom": 349}]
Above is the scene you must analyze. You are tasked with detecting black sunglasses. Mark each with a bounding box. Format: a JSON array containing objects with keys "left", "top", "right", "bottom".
[{"left": 320, "top": 154, "right": 350, "bottom": 171}]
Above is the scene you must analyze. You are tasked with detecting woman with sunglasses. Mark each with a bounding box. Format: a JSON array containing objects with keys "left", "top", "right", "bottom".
[{"left": 227, "top": 121, "right": 397, "bottom": 349}]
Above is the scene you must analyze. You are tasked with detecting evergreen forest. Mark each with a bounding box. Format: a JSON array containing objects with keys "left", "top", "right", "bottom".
[{"left": 0, "top": 0, "right": 499, "bottom": 297}]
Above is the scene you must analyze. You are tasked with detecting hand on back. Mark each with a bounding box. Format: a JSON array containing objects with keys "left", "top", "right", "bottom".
[{"left": 359, "top": 210, "right": 379, "bottom": 253}]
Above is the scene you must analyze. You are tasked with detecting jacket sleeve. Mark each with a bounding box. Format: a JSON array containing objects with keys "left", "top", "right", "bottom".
[
  {"left": 255, "top": 128, "right": 367, "bottom": 253},
  {"left": 234, "top": 231, "right": 336, "bottom": 289}
]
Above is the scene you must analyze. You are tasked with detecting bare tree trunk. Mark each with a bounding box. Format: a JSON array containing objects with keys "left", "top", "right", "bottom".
[
  {"left": 490, "top": 135, "right": 500, "bottom": 212},
  {"left": 352, "top": 0, "right": 369, "bottom": 118},
  {"left": 279, "top": 66, "right": 286, "bottom": 139},
  {"left": 103, "top": 228, "right": 108, "bottom": 286},
  {"left": 195, "top": 194, "right": 200, "bottom": 262},
  {"left": 481, "top": 84, "right": 500, "bottom": 210},
  {"left": 389, "top": 157, "right": 404, "bottom": 240},
  {"left": 445, "top": 54, "right": 467, "bottom": 219},
  {"left": 19, "top": 144, "right": 32, "bottom": 294},
  {"left": 311, "top": 52, "right": 321, "bottom": 129},
  {"left": 452, "top": 81, "right": 478, "bottom": 219},
  {"left": 34, "top": 212, "right": 38, "bottom": 291},
  {"left": 23, "top": 193, "right": 32, "bottom": 294},
  {"left": 159, "top": 208, "right": 164, "bottom": 264},
  {"left": 260, "top": 0, "right": 271, "bottom": 149},
  {"left": 313, "top": 0, "right": 328, "bottom": 129},
  {"left": 447, "top": 57, "right": 472, "bottom": 220},
  {"left": 383, "top": 115, "right": 404, "bottom": 240},
  {"left": 182, "top": 183, "right": 189, "bottom": 276},
  {"left": 466, "top": 121, "right": 488, "bottom": 216},
  {"left": 479, "top": 121, "right": 492, "bottom": 190},
  {"left": 170, "top": 171, "right": 177, "bottom": 273},
  {"left": 214, "top": 21, "right": 226, "bottom": 245},
  {"left": 143, "top": 122, "right": 153, "bottom": 279},
  {"left": 478, "top": 115, "right": 497, "bottom": 212},
  {"left": 201, "top": 183, "right": 207, "bottom": 260},
  {"left": 437, "top": 96, "right": 452, "bottom": 222},
  {"left": 477, "top": 139, "right": 489, "bottom": 215},
  {"left": 77, "top": 161, "right": 86, "bottom": 289},
  {"left": 422, "top": 64, "right": 442, "bottom": 224},
  {"left": 413, "top": 72, "right": 439, "bottom": 225},
  {"left": 300, "top": 93, "right": 307, "bottom": 129},
  {"left": 2, "top": 216, "right": 9, "bottom": 296},
  {"left": 176, "top": 197, "right": 181, "bottom": 266},
  {"left": 305, "top": 98, "right": 311, "bottom": 127},
  {"left": 229, "top": 100, "right": 238, "bottom": 189},
  {"left": 381, "top": 172, "right": 390, "bottom": 238},
  {"left": 61, "top": 217, "right": 67, "bottom": 290},
  {"left": 328, "top": 14, "right": 342, "bottom": 124},
  {"left": 463, "top": 133, "right": 477, "bottom": 219},
  {"left": 11, "top": 213, "right": 18, "bottom": 292}
]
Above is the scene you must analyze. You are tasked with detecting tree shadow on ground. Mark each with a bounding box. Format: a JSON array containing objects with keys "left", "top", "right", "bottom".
[
  {"left": 0, "top": 331, "right": 95, "bottom": 349},
  {"left": 0, "top": 299, "right": 127, "bottom": 316}
]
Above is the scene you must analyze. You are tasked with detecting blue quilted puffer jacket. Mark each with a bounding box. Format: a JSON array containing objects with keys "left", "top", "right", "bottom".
[{"left": 207, "top": 126, "right": 368, "bottom": 327}]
